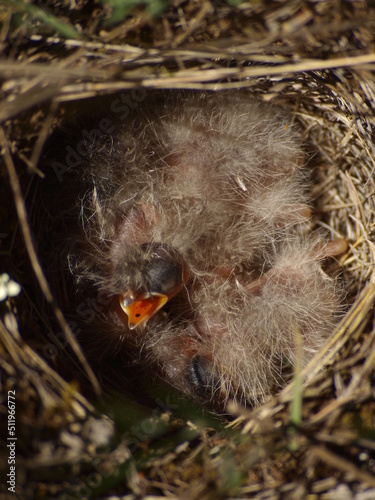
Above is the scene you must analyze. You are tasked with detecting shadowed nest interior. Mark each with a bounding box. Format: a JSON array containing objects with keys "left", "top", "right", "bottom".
[{"left": 1, "top": 1, "right": 375, "bottom": 498}]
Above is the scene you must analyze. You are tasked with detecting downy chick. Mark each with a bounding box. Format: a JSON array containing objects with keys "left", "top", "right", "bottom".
[{"left": 62, "top": 91, "right": 344, "bottom": 409}]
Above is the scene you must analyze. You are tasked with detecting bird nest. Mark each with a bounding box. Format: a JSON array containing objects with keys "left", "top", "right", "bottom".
[{"left": 1, "top": 1, "right": 375, "bottom": 498}]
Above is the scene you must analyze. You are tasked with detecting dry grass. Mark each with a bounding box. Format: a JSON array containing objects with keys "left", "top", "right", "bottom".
[{"left": 1, "top": 0, "right": 375, "bottom": 498}]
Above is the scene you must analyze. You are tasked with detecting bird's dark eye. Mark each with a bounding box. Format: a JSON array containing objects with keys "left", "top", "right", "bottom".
[
  {"left": 148, "top": 258, "right": 182, "bottom": 295},
  {"left": 188, "top": 356, "right": 215, "bottom": 395},
  {"left": 140, "top": 243, "right": 184, "bottom": 295}
]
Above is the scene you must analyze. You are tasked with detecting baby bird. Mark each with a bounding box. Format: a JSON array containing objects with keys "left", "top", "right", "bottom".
[{"left": 64, "top": 91, "right": 344, "bottom": 409}]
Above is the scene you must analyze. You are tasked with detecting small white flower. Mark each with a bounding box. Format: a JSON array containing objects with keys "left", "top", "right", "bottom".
[{"left": 0, "top": 274, "right": 21, "bottom": 301}]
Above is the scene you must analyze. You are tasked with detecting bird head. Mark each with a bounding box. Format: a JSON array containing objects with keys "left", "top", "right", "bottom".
[{"left": 119, "top": 243, "right": 189, "bottom": 329}]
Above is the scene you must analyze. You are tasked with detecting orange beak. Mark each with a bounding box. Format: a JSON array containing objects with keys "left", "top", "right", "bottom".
[
  {"left": 119, "top": 263, "right": 189, "bottom": 330},
  {"left": 119, "top": 292, "right": 168, "bottom": 330}
]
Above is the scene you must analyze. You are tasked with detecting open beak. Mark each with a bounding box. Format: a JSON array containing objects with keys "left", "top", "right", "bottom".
[
  {"left": 119, "top": 256, "right": 189, "bottom": 330},
  {"left": 119, "top": 292, "right": 169, "bottom": 330}
]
